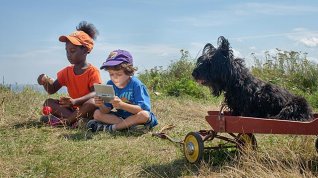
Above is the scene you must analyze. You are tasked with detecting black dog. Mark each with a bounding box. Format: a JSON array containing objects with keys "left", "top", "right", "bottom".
[{"left": 192, "top": 36, "right": 313, "bottom": 121}]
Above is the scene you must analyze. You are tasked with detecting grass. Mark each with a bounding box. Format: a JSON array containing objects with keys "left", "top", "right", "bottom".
[{"left": 1, "top": 87, "right": 318, "bottom": 177}]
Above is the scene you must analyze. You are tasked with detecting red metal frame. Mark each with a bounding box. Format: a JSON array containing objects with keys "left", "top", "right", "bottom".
[{"left": 205, "top": 111, "right": 318, "bottom": 135}]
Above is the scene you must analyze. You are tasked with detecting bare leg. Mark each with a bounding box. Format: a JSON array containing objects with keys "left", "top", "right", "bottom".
[
  {"left": 93, "top": 110, "right": 149, "bottom": 131},
  {"left": 44, "top": 98, "right": 73, "bottom": 118},
  {"left": 44, "top": 98, "right": 97, "bottom": 125},
  {"left": 64, "top": 98, "right": 97, "bottom": 125},
  {"left": 114, "top": 111, "right": 149, "bottom": 130},
  {"left": 93, "top": 109, "right": 123, "bottom": 124}
]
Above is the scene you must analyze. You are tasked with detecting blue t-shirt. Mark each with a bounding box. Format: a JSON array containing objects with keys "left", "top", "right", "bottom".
[{"left": 104, "top": 76, "right": 153, "bottom": 119}]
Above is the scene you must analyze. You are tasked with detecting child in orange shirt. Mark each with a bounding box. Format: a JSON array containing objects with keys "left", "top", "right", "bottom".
[{"left": 37, "top": 21, "right": 102, "bottom": 127}]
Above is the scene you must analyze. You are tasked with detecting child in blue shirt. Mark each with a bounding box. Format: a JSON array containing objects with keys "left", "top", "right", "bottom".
[{"left": 87, "top": 49, "right": 158, "bottom": 132}]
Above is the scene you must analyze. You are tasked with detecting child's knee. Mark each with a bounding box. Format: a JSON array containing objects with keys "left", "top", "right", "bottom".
[
  {"left": 136, "top": 110, "right": 150, "bottom": 122},
  {"left": 44, "top": 98, "right": 57, "bottom": 106},
  {"left": 84, "top": 98, "right": 95, "bottom": 104},
  {"left": 93, "top": 109, "right": 102, "bottom": 119},
  {"left": 81, "top": 99, "right": 97, "bottom": 111}
]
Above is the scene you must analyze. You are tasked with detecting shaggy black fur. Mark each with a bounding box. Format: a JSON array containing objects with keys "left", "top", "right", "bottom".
[{"left": 192, "top": 36, "right": 313, "bottom": 121}]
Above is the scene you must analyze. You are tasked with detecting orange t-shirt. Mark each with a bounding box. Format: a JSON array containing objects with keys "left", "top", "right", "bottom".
[{"left": 57, "top": 64, "right": 102, "bottom": 99}]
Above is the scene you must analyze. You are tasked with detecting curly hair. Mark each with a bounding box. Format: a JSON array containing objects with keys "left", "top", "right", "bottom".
[
  {"left": 192, "top": 36, "right": 313, "bottom": 121},
  {"left": 105, "top": 62, "right": 137, "bottom": 76},
  {"left": 76, "top": 21, "right": 99, "bottom": 40}
]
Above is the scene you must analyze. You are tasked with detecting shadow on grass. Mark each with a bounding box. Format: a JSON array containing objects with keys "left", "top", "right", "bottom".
[
  {"left": 112, "top": 129, "right": 151, "bottom": 137},
  {"left": 13, "top": 120, "right": 44, "bottom": 129},
  {"left": 140, "top": 149, "right": 237, "bottom": 177},
  {"left": 140, "top": 158, "right": 194, "bottom": 177},
  {"left": 204, "top": 148, "right": 237, "bottom": 166},
  {"left": 307, "top": 157, "right": 318, "bottom": 175},
  {"left": 275, "top": 156, "right": 318, "bottom": 176},
  {"left": 59, "top": 128, "right": 150, "bottom": 141},
  {"left": 58, "top": 130, "right": 91, "bottom": 141}
]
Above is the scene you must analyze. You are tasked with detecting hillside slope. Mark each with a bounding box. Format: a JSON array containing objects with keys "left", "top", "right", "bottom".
[{"left": 1, "top": 88, "right": 318, "bottom": 177}]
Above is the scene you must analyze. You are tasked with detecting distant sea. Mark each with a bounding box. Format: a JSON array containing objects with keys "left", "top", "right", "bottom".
[{"left": 2, "top": 83, "right": 67, "bottom": 94}]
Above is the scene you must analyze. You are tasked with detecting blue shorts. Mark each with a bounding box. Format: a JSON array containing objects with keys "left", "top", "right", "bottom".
[{"left": 144, "top": 112, "right": 158, "bottom": 129}]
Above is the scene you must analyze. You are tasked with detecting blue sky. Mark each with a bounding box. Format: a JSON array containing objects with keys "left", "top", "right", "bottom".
[{"left": 1, "top": 0, "right": 318, "bottom": 84}]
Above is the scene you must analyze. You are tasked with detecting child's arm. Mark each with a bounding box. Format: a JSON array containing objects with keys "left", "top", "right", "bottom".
[
  {"left": 94, "top": 96, "right": 112, "bottom": 114},
  {"left": 71, "top": 90, "right": 96, "bottom": 106},
  {"left": 60, "top": 86, "right": 97, "bottom": 107},
  {"left": 111, "top": 96, "right": 143, "bottom": 114},
  {"left": 37, "top": 74, "right": 61, "bottom": 94}
]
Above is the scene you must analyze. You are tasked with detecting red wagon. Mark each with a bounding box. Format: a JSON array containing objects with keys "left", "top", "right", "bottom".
[{"left": 183, "top": 111, "right": 318, "bottom": 163}]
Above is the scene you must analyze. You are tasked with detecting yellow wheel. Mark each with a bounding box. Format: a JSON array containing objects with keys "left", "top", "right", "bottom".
[
  {"left": 183, "top": 132, "right": 204, "bottom": 163},
  {"left": 237, "top": 133, "right": 257, "bottom": 151}
]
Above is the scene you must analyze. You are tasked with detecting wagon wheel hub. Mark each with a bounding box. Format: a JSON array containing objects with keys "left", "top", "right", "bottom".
[{"left": 186, "top": 142, "right": 195, "bottom": 155}]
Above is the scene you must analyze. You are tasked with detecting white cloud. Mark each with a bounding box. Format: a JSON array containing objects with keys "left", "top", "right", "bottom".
[
  {"left": 286, "top": 29, "right": 318, "bottom": 47},
  {"left": 232, "top": 48, "right": 243, "bottom": 58},
  {"left": 234, "top": 2, "right": 318, "bottom": 15},
  {"left": 299, "top": 37, "right": 318, "bottom": 47},
  {"left": 229, "top": 29, "right": 318, "bottom": 50},
  {"left": 169, "top": 2, "right": 318, "bottom": 28},
  {"left": 307, "top": 56, "right": 318, "bottom": 63},
  {"left": 249, "top": 46, "right": 256, "bottom": 50},
  {"left": 169, "top": 15, "right": 225, "bottom": 28}
]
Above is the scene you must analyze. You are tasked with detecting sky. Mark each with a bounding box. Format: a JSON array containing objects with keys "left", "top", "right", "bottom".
[{"left": 0, "top": 0, "right": 318, "bottom": 84}]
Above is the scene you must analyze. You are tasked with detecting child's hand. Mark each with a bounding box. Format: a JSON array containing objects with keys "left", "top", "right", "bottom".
[
  {"left": 94, "top": 96, "right": 104, "bottom": 107},
  {"left": 37, "top": 74, "right": 46, "bottom": 85},
  {"left": 111, "top": 96, "right": 123, "bottom": 109},
  {"left": 37, "top": 74, "right": 54, "bottom": 85},
  {"left": 59, "top": 96, "right": 74, "bottom": 107}
]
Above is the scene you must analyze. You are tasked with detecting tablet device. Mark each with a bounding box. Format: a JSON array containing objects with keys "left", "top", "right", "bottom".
[{"left": 94, "top": 84, "right": 115, "bottom": 103}]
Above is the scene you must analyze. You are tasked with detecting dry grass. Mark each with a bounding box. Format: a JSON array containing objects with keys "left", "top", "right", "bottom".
[{"left": 1, "top": 87, "right": 318, "bottom": 177}]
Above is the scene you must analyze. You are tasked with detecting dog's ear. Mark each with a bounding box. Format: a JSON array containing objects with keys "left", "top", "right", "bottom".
[
  {"left": 217, "top": 36, "right": 233, "bottom": 59},
  {"left": 217, "top": 36, "right": 230, "bottom": 51},
  {"left": 203, "top": 43, "right": 216, "bottom": 56}
]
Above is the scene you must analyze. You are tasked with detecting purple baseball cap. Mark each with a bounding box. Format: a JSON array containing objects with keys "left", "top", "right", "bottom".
[{"left": 100, "top": 49, "right": 133, "bottom": 69}]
